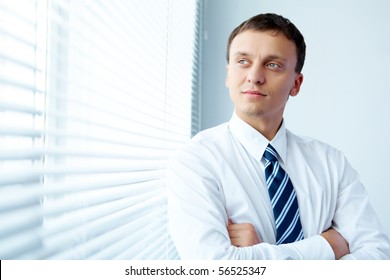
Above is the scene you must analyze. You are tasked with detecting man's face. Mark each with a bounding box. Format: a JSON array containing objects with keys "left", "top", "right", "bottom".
[{"left": 226, "top": 30, "right": 303, "bottom": 126}]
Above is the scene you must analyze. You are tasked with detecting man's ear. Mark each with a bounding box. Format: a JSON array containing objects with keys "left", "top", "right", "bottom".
[
  {"left": 225, "top": 64, "right": 229, "bottom": 87},
  {"left": 290, "top": 73, "right": 304, "bottom": 97}
]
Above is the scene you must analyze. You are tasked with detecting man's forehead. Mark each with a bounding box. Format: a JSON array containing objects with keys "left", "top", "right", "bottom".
[
  {"left": 230, "top": 30, "right": 296, "bottom": 54},
  {"left": 232, "top": 29, "right": 289, "bottom": 44}
]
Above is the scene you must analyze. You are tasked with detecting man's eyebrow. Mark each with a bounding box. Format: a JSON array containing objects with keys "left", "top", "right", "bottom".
[
  {"left": 232, "top": 51, "right": 251, "bottom": 57},
  {"left": 232, "top": 52, "right": 288, "bottom": 62},
  {"left": 265, "top": 54, "right": 287, "bottom": 62}
]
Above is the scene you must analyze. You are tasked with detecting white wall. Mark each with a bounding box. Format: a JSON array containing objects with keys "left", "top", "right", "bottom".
[{"left": 201, "top": 0, "right": 390, "bottom": 236}]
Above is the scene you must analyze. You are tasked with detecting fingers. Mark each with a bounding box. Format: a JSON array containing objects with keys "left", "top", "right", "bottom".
[
  {"left": 321, "top": 228, "right": 350, "bottom": 259},
  {"left": 227, "top": 221, "right": 261, "bottom": 247}
]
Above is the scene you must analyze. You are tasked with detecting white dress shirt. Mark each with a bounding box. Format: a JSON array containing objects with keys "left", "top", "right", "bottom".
[{"left": 167, "top": 112, "right": 390, "bottom": 259}]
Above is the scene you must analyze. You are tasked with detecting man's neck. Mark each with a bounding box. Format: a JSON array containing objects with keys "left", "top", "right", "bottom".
[{"left": 236, "top": 112, "right": 283, "bottom": 141}]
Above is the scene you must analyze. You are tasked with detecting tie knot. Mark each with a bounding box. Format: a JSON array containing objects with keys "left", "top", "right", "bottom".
[{"left": 263, "top": 144, "right": 278, "bottom": 162}]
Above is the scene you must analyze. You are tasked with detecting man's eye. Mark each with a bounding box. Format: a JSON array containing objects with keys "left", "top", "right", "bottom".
[
  {"left": 238, "top": 59, "right": 248, "bottom": 65},
  {"left": 267, "top": 63, "right": 281, "bottom": 69}
]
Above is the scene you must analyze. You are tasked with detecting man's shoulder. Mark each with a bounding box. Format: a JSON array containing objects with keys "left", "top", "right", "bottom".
[
  {"left": 286, "top": 129, "right": 344, "bottom": 157},
  {"left": 190, "top": 122, "right": 230, "bottom": 147},
  {"left": 169, "top": 122, "right": 230, "bottom": 165}
]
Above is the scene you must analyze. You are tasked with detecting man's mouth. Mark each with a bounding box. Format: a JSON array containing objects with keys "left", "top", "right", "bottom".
[{"left": 242, "top": 90, "right": 267, "bottom": 96}]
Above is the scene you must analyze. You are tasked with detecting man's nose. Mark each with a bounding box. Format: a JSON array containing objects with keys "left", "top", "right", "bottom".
[{"left": 247, "top": 65, "right": 265, "bottom": 84}]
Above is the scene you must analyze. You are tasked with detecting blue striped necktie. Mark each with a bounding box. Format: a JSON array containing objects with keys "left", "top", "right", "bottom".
[{"left": 263, "top": 144, "right": 304, "bottom": 244}]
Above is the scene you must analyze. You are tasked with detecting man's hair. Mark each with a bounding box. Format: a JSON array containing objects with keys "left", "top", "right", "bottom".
[{"left": 226, "top": 13, "right": 306, "bottom": 73}]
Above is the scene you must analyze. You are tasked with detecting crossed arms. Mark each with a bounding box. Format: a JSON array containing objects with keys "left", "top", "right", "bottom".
[{"left": 228, "top": 220, "right": 350, "bottom": 259}]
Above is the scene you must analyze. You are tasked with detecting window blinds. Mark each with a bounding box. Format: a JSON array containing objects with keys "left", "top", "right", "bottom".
[{"left": 0, "top": 0, "right": 200, "bottom": 259}]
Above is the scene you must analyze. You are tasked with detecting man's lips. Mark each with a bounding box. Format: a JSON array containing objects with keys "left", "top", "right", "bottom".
[{"left": 242, "top": 90, "right": 267, "bottom": 96}]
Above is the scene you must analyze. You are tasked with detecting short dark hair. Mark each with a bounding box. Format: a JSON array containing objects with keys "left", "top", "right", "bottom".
[{"left": 226, "top": 13, "right": 306, "bottom": 73}]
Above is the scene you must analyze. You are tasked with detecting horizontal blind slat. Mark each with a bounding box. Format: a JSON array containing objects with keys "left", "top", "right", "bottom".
[
  {"left": 115, "top": 226, "right": 168, "bottom": 260},
  {"left": 0, "top": 227, "right": 42, "bottom": 259},
  {"left": 0, "top": 147, "right": 172, "bottom": 161},
  {"left": 0, "top": 193, "right": 166, "bottom": 259},
  {"left": 43, "top": 182, "right": 165, "bottom": 218},
  {"left": 0, "top": 172, "right": 166, "bottom": 211},
  {"left": 89, "top": 211, "right": 166, "bottom": 259},
  {"left": 47, "top": 194, "right": 166, "bottom": 259},
  {"left": 54, "top": 208, "right": 164, "bottom": 260},
  {"left": 131, "top": 230, "right": 170, "bottom": 260},
  {"left": 0, "top": 102, "right": 43, "bottom": 115},
  {"left": 0, "top": 77, "right": 43, "bottom": 93},
  {"left": 0, "top": 162, "right": 167, "bottom": 186},
  {"left": 0, "top": 52, "right": 42, "bottom": 72}
]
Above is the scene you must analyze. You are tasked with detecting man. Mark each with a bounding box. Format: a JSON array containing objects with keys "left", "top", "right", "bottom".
[{"left": 167, "top": 13, "right": 390, "bottom": 259}]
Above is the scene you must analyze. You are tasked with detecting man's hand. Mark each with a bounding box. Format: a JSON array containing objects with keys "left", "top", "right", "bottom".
[
  {"left": 321, "top": 228, "right": 350, "bottom": 259},
  {"left": 227, "top": 219, "right": 261, "bottom": 247}
]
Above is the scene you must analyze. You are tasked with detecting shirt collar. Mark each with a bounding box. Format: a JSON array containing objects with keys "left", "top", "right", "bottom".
[{"left": 228, "top": 112, "right": 287, "bottom": 164}]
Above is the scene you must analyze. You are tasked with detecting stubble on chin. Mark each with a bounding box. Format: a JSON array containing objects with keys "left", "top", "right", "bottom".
[{"left": 236, "top": 105, "right": 265, "bottom": 123}]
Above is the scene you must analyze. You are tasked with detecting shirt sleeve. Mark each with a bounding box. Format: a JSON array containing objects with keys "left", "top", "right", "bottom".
[
  {"left": 332, "top": 153, "right": 390, "bottom": 259},
  {"left": 167, "top": 145, "right": 335, "bottom": 260}
]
